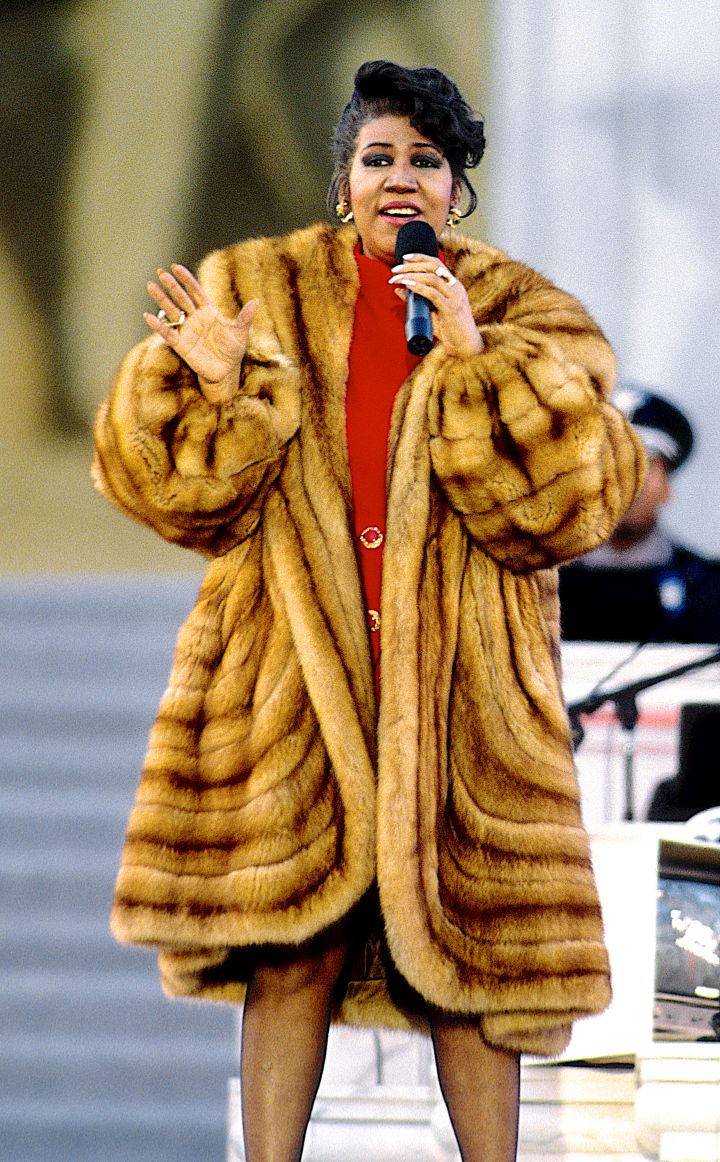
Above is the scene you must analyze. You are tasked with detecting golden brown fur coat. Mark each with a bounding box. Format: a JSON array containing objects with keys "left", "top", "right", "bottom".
[{"left": 93, "top": 222, "right": 645, "bottom": 1056}]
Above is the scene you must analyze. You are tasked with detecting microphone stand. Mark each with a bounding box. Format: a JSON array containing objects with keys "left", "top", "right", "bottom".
[{"left": 567, "top": 647, "right": 720, "bottom": 821}]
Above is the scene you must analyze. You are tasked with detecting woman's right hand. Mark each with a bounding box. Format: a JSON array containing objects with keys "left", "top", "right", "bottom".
[{"left": 144, "top": 263, "right": 258, "bottom": 404}]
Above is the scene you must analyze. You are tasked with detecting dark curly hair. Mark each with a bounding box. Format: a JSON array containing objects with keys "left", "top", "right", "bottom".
[{"left": 327, "top": 60, "right": 486, "bottom": 221}]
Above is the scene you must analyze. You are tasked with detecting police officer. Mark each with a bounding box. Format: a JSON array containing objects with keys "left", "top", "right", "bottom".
[{"left": 560, "top": 386, "right": 720, "bottom": 643}]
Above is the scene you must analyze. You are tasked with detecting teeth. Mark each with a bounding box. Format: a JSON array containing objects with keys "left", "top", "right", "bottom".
[{"left": 384, "top": 208, "right": 417, "bottom": 217}]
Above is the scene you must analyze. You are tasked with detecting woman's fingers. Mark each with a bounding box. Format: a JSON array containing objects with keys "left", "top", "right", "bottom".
[
  {"left": 388, "top": 269, "right": 459, "bottom": 311},
  {"left": 169, "top": 263, "right": 209, "bottom": 308},
  {"left": 235, "top": 299, "right": 258, "bottom": 339},
  {"left": 389, "top": 259, "right": 456, "bottom": 296},
  {"left": 143, "top": 273, "right": 259, "bottom": 384},
  {"left": 143, "top": 308, "right": 182, "bottom": 345},
  {"left": 147, "top": 265, "right": 246, "bottom": 328},
  {"left": 388, "top": 259, "right": 482, "bottom": 357},
  {"left": 146, "top": 279, "right": 188, "bottom": 323},
  {"left": 142, "top": 259, "right": 260, "bottom": 385},
  {"left": 153, "top": 267, "right": 196, "bottom": 316},
  {"left": 392, "top": 255, "right": 457, "bottom": 282},
  {"left": 145, "top": 265, "right": 207, "bottom": 326}
]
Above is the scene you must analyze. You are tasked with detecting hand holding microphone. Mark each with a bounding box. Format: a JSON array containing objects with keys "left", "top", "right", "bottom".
[
  {"left": 390, "top": 221, "right": 483, "bottom": 358},
  {"left": 393, "top": 221, "right": 439, "bottom": 355}
]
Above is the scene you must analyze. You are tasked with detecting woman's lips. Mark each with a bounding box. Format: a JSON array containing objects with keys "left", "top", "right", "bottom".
[{"left": 378, "top": 204, "right": 422, "bottom": 224}]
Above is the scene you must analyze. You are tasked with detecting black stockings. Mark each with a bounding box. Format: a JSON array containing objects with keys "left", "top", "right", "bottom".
[
  {"left": 240, "top": 930, "right": 347, "bottom": 1162},
  {"left": 431, "top": 1010, "right": 520, "bottom": 1162},
  {"left": 240, "top": 939, "right": 520, "bottom": 1162}
]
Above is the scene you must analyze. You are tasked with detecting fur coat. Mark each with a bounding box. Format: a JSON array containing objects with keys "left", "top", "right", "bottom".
[{"left": 93, "top": 222, "right": 645, "bottom": 1056}]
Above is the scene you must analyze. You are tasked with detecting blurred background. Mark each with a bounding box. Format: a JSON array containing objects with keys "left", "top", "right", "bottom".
[
  {"left": 0, "top": 2, "right": 718, "bottom": 1161},
  {"left": 1, "top": 0, "right": 719, "bottom": 573}
]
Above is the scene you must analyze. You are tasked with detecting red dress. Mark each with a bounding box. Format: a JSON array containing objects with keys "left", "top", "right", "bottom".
[{"left": 345, "top": 244, "right": 422, "bottom": 687}]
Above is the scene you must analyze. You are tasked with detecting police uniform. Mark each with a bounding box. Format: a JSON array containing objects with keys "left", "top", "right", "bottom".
[{"left": 560, "top": 387, "right": 720, "bottom": 644}]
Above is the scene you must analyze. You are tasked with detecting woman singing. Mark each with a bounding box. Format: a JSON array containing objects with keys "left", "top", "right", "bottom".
[{"left": 93, "top": 60, "right": 645, "bottom": 1162}]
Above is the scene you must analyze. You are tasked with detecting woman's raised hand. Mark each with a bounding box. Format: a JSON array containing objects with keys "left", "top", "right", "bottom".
[{"left": 144, "top": 264, "right": 258, "bottom": 404}]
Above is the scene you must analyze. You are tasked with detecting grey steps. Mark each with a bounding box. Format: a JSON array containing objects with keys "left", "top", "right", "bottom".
[
  {"left": 1, "top": 979, "right": 231, "bottom": 1042},
  {"left": 1, "top": 1116, "right": 225, "bottom": 1162},
  {"left": 0, "top": 933, "right": 145, "bottom": 977},
  {"left": 0, "top": 574, "right": 234, "bottom": 1162},
  {"left": 0, "top": 1037, "right": 234, "bottom": 1098},
  {"left": 0, "top": 793, "right": 130, "bottom": 854},
  {"left": 2, "top": 858, "right": 123, "bottom": 912},
  {"left": 0, "top": 737, "right": 147, "bottom": 786}
]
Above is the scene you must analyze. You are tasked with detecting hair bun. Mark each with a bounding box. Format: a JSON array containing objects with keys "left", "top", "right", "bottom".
[{"left": 352, "top": 60, "right": 485, "bottom": 169}]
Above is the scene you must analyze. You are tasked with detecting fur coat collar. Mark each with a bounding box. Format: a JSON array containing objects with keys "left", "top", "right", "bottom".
[{"left": 93, "top": 222, "right": 645, "bottom": 1056}]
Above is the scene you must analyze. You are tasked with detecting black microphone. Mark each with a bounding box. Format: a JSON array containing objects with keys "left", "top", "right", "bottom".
[{"left": 395, "top": 221, "right": 438, "bottom": 355}]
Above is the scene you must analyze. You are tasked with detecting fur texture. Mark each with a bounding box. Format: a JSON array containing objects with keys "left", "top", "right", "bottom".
[{"left": 93, "top": 223, "right": 645, "bottom": 1056}]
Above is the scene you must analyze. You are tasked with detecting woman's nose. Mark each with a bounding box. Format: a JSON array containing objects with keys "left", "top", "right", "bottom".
[{"left": 384, "top": 163, "right": 418, "bottom": 191}]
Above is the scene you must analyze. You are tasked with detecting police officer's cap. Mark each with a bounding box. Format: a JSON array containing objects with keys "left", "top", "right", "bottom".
[{"left": 613, "top": 385, "right": 694, "bottom": 472}]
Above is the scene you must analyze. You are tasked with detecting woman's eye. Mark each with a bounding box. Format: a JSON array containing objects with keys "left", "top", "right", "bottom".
[{"left": 361, "top": 152, "right": 443, "bottom": 169}]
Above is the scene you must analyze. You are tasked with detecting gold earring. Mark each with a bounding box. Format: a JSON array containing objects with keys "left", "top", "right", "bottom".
[
  {"left": 336, "top": 201, "right": 354, "bottom": 224},
  {"left": 446, "top": 206, "right": 461, "bottom": 229}
]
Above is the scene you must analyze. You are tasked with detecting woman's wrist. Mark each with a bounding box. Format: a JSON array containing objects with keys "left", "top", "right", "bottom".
[
  {"left": 443, "top": 330, "right": 484, "bottom": 358},
  {"left": 198, "top": 368, "right": 242, "bottom": 404}
]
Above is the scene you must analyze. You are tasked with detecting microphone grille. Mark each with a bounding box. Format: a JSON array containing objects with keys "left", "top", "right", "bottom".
[{"left": 395, "top": 221, "right": 439, "bottom": 264}]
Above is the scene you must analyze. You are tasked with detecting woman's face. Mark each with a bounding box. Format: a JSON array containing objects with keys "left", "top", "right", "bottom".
[{"left": 345, "top": 114, "right": 457, "bottom": 264}]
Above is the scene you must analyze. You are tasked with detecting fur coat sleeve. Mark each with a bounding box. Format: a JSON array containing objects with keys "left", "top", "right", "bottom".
[
  {"left": 425, "top": 247, "right": 643, "bottom": 570},
  {"left": 93, "top": 223, "right": 645, "bottom": 1058},
  {"left": 92, "top": 271, "right": 302, "bottom": 555}
]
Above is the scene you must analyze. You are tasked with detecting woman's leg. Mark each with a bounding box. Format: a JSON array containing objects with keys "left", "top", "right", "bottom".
[
  {"left": 240, "top": 927, "right": 348, "bottom": 1162},
  {"left": 430, "top": 1011, "right": 521, "bottom": 1162}
]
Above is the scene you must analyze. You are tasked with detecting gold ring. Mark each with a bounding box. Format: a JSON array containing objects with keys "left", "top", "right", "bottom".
[
  {"left": 158, "top": 309, "right": 186, "bottom": 327},
  {"left": 435, "top": 266, "right": 457, "bottom": 287}
]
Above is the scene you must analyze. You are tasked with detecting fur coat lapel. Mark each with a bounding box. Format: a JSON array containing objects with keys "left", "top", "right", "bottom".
[{"left": 270, "top": 227, "right": 377, "bottom": 741}]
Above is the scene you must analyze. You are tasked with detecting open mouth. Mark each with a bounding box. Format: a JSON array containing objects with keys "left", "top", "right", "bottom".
[{"left": 380, "top": 204, "right": 421, "bottom": 223}]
